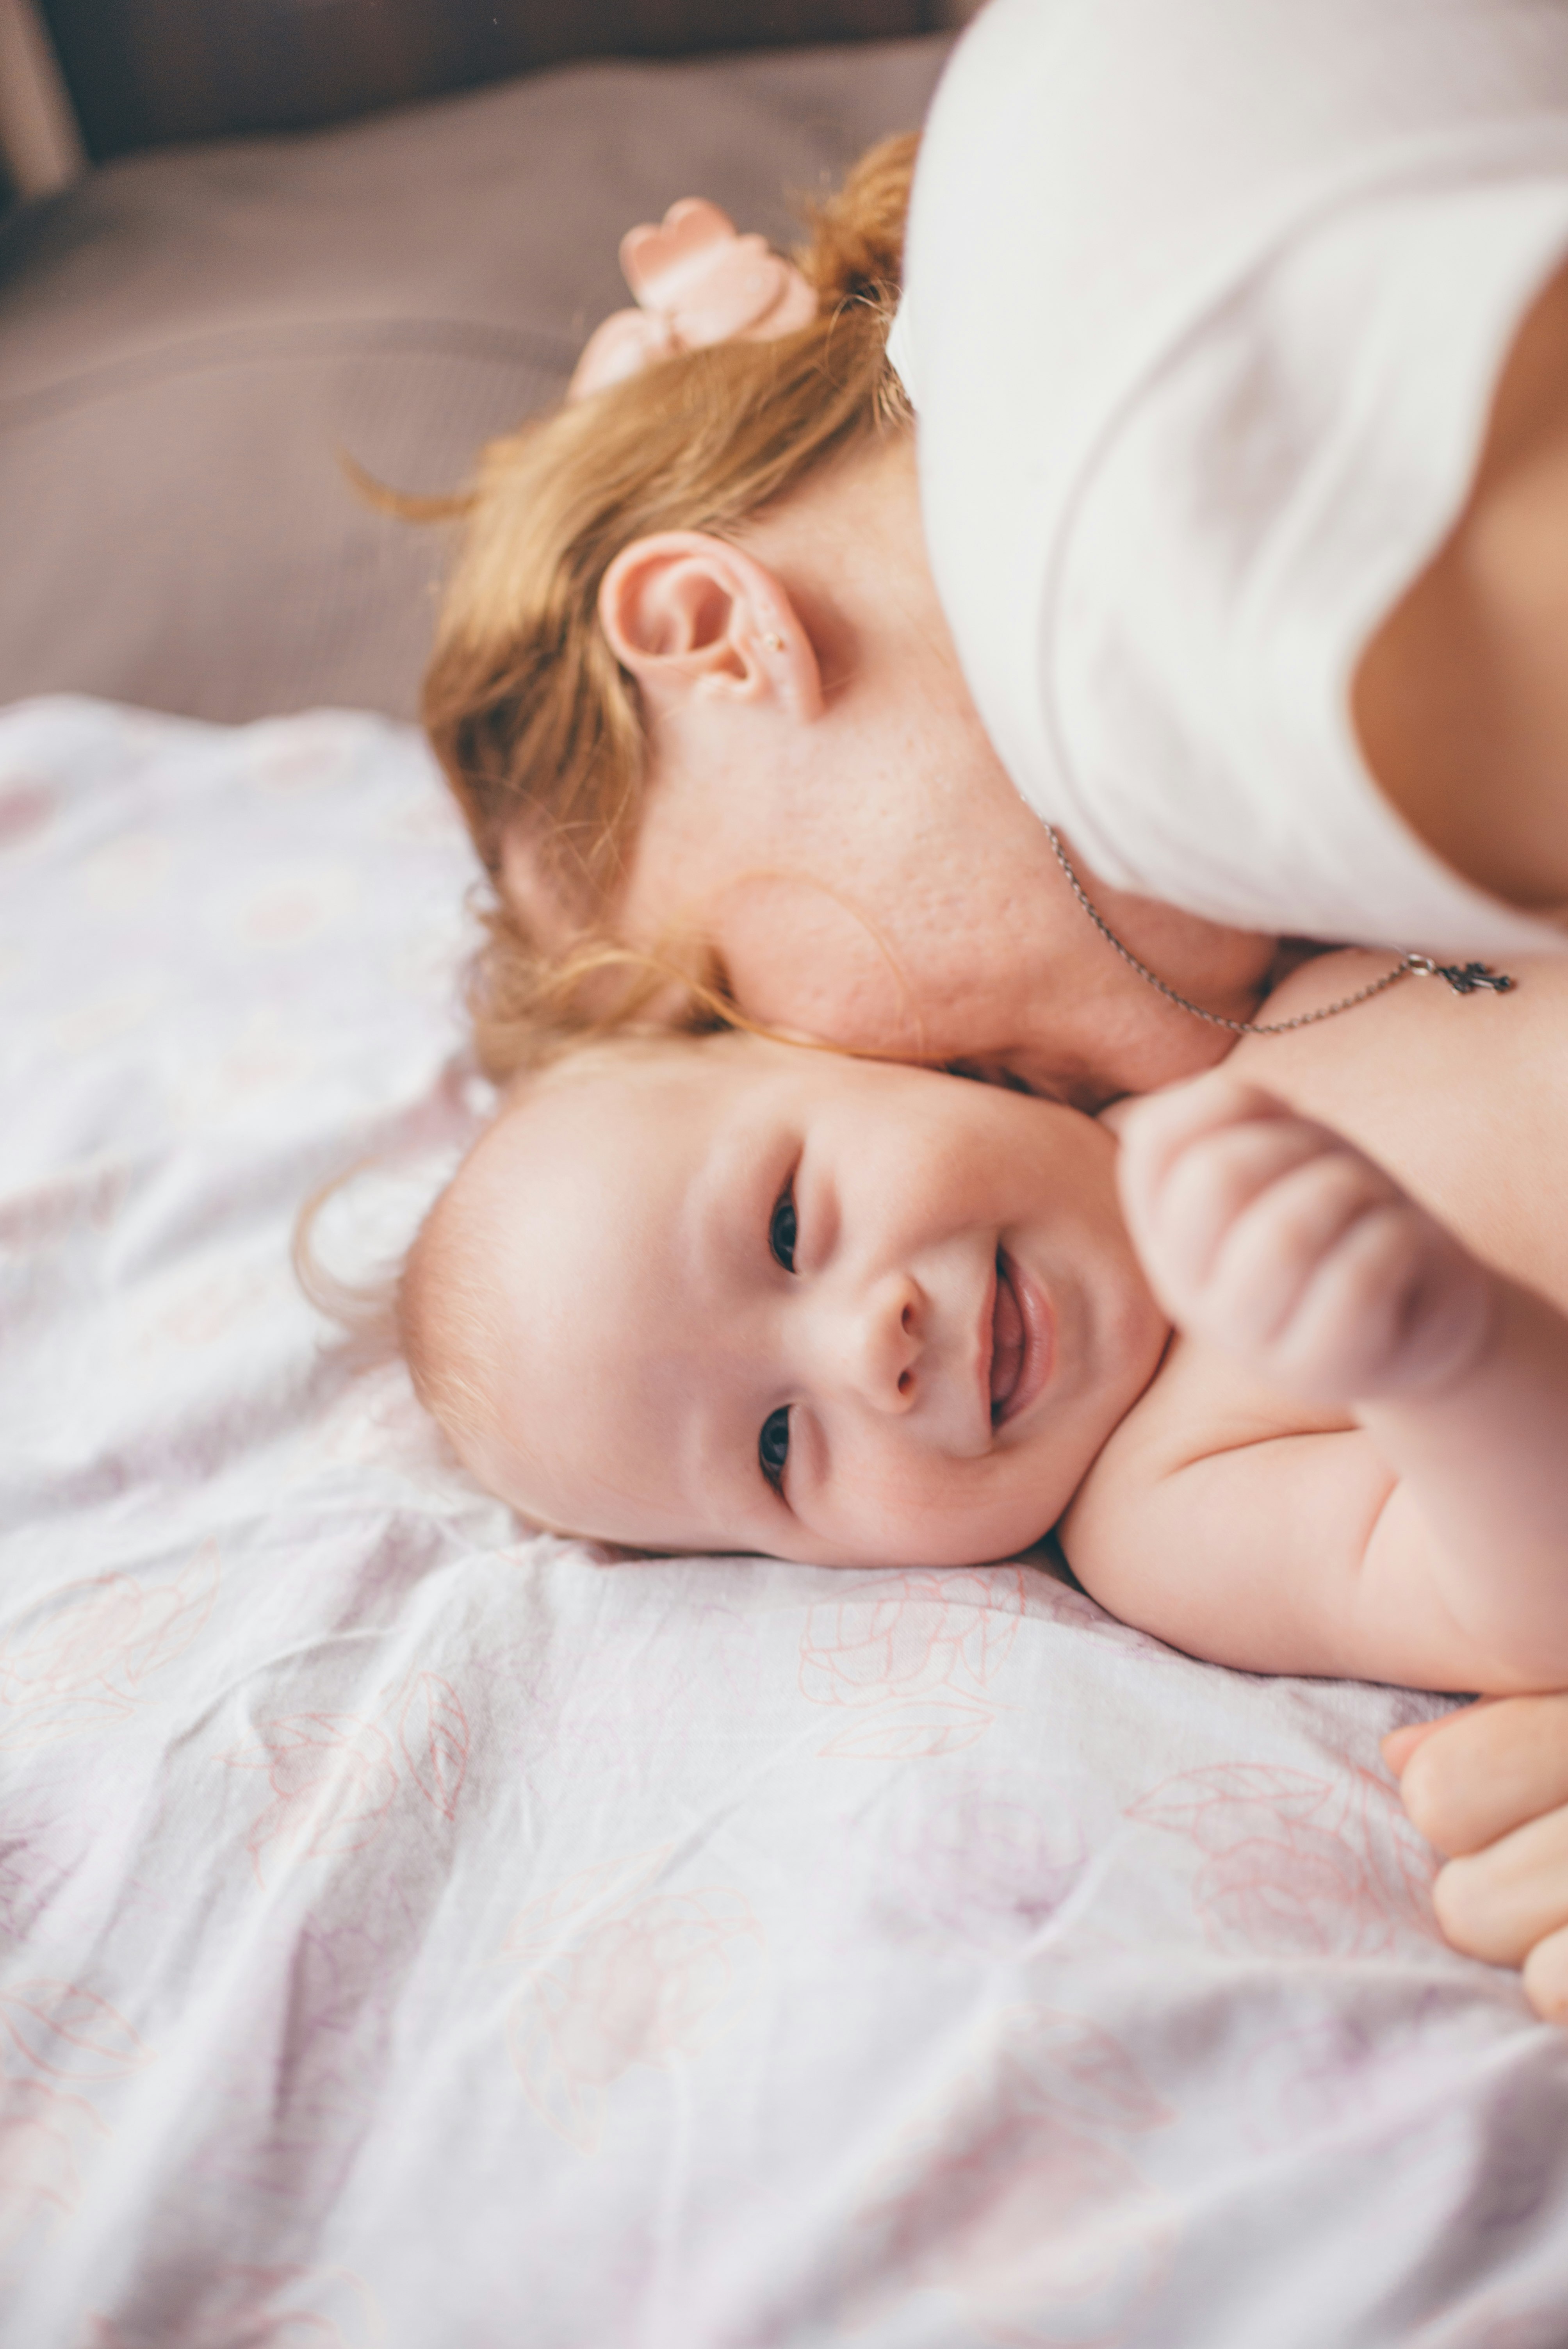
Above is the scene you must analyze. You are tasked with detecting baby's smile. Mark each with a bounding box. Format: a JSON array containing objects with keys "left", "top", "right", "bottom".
[
  {"left": 989, "top": 1250, "right": 1053, "bottom": 1428},
  {"left": 429, "top": 1028, "right": 1170, "bottom": 1568}
]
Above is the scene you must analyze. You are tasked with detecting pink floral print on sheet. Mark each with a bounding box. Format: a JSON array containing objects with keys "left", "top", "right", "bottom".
[
  {"left": 1127, "top": 1762, "right": 1439, "bottom": 1959},
  {"left": 221, "top": 1672, "right": 470, "bottom": 1885},
  {"left": 1240, "top": 2005, "right": 1479, "bottom": 2161},
  {"left": 880, "top": 1773, "right": 1115, "bottom": 1956},
  {"left": 0, "top": 1798, "right": 76, "bottom": 1944},
  {"left": 800, "top": 1566, "right": 1028, "bottom": 1759},
  {"left": 0, "top": 1981, "right": 152, "bottom": 2261},
  {"left": 223, "top": 1715, "right": 399, "bottom": 1885},
  {"left": 848, "top": 2005, "right": 1176, "bottom": 2346},
  {"left": 396, "top": 1670, "right": 469, "bottom": 1819},
  {"left": 0, "top": 2079, "right": 107, "bottom": 2261},
  {"left": 502, "top": 1846, "right": 764, "bottom": 2155},
  {"left": 0, "top": 1542, "right": 220, "bottom": 1751},
  {"left": 210, "top": 1918, "right": 405, "bottom": 2207},
  {"left": 1241, "top": 2006, "right": 1556, "bottom": 2280},
  {"left": 86, "top": 2260, "right": 385, "bottom": 2348}
]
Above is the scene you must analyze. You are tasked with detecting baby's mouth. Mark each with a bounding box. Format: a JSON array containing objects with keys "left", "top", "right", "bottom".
[{"left": 989, "top": 1250, "right": 1051, "bottom": 1428}]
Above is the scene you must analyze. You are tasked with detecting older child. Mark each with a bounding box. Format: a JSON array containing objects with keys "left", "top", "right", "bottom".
[{"left": 399, "top": 944, "right": 1568, "bottom": 1698}]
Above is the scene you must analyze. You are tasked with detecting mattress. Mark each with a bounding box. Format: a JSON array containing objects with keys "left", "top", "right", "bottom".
[{"left": 4, "top": 694, "right": 1568, "bottom": 2346}]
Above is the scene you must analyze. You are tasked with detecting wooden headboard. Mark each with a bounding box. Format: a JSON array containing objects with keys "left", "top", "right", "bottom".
[{"left": 26, "top": 0, "right": 954, "bottom": 166}]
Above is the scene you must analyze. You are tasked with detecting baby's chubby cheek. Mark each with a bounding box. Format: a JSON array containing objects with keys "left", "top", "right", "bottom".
[{"left": 815, "top": 1445, "right": 1070, "bottom": 1572}]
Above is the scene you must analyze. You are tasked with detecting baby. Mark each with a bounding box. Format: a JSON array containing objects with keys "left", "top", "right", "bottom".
[{"left": 402, "top": 945, "right": 1568, "bottom": 1697}]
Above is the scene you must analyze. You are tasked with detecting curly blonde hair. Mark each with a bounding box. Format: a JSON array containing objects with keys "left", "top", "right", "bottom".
[{"left": 418, "top": 133, "right": 918, "bottom": 1082}]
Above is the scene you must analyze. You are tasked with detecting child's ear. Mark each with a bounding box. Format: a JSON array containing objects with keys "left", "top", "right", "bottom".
[{"left": 599, "top": 531, "right": 823, "bottom": 722}]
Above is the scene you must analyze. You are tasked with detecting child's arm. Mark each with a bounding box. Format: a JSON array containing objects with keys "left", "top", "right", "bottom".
[{"left": 1073, "top": 1073, "right": 1568, "bottom": 1692}]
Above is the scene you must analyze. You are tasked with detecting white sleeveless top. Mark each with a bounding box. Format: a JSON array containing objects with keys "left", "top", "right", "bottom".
[{"left": 891, "top": 0, "right": 1568, "bottom": 957}]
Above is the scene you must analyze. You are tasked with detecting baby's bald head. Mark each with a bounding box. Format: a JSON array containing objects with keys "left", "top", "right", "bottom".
[{"left": 396, "top": 1032, "right": 731, "bottom": 1529}]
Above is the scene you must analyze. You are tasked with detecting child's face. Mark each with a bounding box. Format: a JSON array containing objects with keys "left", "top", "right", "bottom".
[{"left": 451, "top": 1034, "right": 1169, "bottom": 1567}]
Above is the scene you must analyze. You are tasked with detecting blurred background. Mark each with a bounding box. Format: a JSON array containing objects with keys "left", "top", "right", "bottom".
[
  {"left": 3, "top": 0, "right": 982, "bottom": 192},
  {"left": 0, "top": 0, "right": 971, "bottom": 720}
]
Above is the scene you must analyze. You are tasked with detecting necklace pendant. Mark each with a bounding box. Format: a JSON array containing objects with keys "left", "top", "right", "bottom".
[{"left": 1407, "top": 955, "right": 1516, "bottom": 995}]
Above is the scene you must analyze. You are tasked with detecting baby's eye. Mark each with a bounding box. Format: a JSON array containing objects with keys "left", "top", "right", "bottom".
[
  {"left": 759, "top": 1405, "right": 791, "bottom": 1492},
  {"left": 769, "top": 1183, "right": 797, "bottom": 1272}
]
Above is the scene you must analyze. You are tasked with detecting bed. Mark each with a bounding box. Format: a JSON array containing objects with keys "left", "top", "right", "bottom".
[{"left": 4, "top": 25, "right": 1568, "bottom": 2348}]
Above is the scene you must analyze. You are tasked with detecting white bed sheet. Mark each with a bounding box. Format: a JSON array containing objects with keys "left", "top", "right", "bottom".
[{"left": 2, "top": 696, "right": 1567, "bottom": 2349}]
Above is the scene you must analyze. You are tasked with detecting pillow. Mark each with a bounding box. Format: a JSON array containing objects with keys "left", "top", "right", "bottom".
[{"left": 0, "top": 36, "right": 948, "bottom": 721}]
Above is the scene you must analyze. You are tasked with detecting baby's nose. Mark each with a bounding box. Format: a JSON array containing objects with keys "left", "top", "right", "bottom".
[{"left": 841, "top": 1272, "right": 923, "bottom": 1412}]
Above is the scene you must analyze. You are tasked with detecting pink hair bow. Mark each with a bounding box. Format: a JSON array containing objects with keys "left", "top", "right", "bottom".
[{"left": 568, "top": 198, "right": 818, "bottom": 401}]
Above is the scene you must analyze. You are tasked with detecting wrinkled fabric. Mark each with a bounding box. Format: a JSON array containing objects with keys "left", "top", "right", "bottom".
[{"left": 2, "top": 698, "right": 1566, "bottom": 2349}]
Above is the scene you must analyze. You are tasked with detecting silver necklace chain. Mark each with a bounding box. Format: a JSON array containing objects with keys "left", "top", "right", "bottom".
[{"left": 1041, "top": 823, "right": 1516, "bottom": 1035}]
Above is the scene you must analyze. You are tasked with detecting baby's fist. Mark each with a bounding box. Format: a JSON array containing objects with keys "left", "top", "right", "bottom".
[{"left": 1115, "top": 1073, "right": 1496, "bottom": 1406}]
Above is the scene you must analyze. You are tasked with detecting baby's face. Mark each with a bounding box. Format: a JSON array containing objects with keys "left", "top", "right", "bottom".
[{"left": 451, "top": 1034, "right": 1168, "bottom": 1567}]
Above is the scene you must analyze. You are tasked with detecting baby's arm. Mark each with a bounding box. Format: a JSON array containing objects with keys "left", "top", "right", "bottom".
[{"left": 1099, "top": 1073, "right": 1568, "bottom": 1690}]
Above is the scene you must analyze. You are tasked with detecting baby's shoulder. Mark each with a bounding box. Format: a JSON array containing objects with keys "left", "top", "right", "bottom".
[
  {"left": 1058, "top": 1339, "right": 1390, "bottom": 1678},
  {"left": 1060, "top": 1336, "right": 1349, "bottom": 1600},
  {"left": 1071, "top": 1333, "right": 1339, "bottom": 1510}
]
